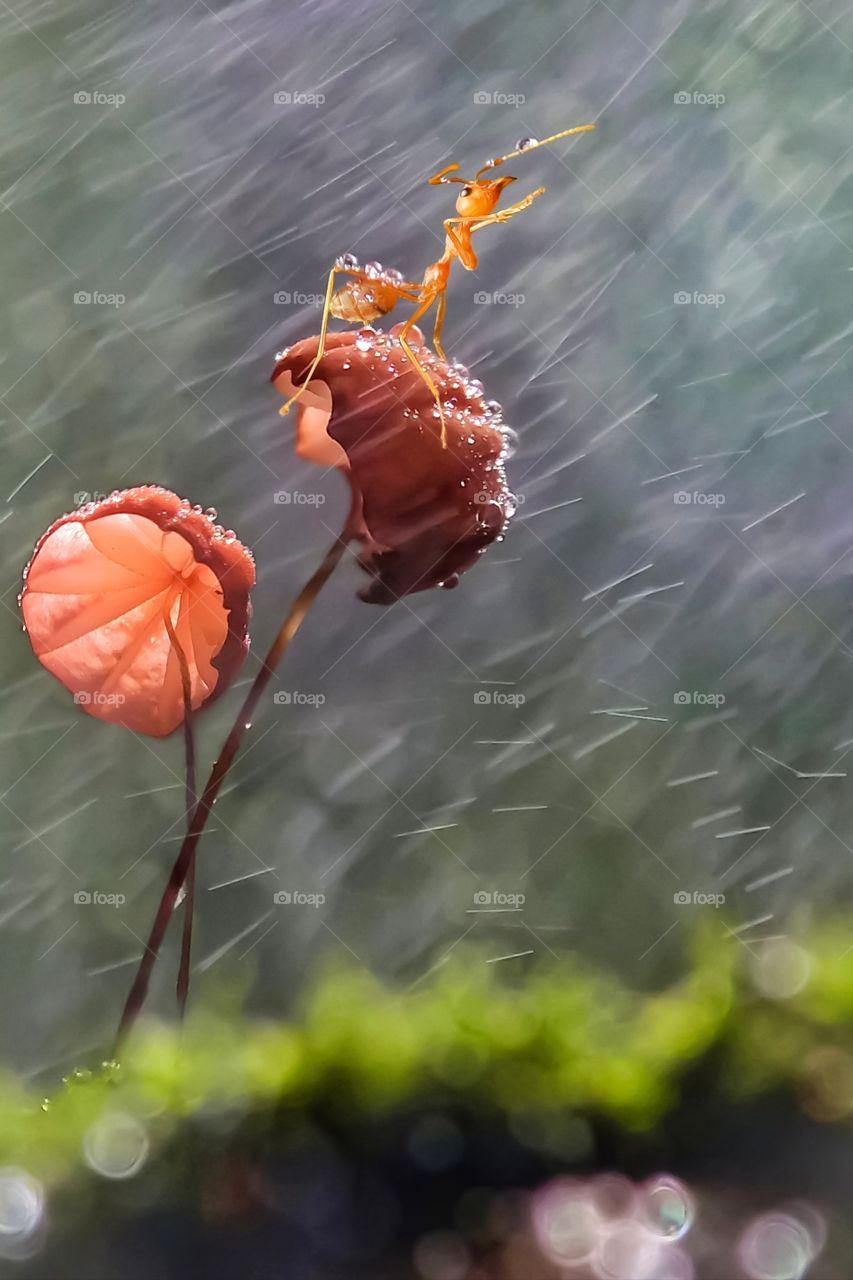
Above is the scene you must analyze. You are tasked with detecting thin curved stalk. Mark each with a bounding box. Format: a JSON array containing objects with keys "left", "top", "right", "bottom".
[
  {"left": 115, "top": 503, "right": 358, "bottom": 1052},
  {"left": 163, "top": 608, "right": 197, "bottom": 1020}
]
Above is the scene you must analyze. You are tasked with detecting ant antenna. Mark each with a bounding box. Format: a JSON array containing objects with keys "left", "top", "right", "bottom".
[
  {"left": 474, "top": 123, "right": 595, "bottom": 179},
  {"left": 427, "top": 164, "right": 468, "bottom": 186}
]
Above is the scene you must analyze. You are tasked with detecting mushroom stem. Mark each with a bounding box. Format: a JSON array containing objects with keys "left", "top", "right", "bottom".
[
  {"left": 163, "top": 606, "right": 197, "bottom": 1020},
  {"left": 114, "top": 499, "right": 359, "bottom": 1052}
]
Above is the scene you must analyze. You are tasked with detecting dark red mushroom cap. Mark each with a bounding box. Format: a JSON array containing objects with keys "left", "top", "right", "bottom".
[{"left": 272, "top": 326, "right": 516, "bottom": 604}]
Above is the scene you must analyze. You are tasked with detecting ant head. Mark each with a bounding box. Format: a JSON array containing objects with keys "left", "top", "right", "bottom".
[
  {"left": 455, "top": 175, "right": 516, "bottom": 217},
  {"left": 428, "top": 165, "right": 516, "bottom": 217}
]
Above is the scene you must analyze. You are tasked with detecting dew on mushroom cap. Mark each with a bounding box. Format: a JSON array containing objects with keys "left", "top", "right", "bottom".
[{"left": 271, "top": 326, "right": 516, "bottom": 604}]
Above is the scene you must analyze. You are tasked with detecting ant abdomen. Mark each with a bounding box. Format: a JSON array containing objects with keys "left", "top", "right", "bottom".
[{"left": 331, "top": 277, "right": 400, "bottom": 324}]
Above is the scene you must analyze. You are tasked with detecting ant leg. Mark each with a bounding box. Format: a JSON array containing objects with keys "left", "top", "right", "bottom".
[
  {"left": 470, "top": 187, "right": 546, "bottom": 233},
  {"left": 279, "top": 264, "right": 341, "bottom": 418},
  {"left": 443, "top": 218, "right": 478, "bottom": 270},
  {"left": 397, "top": 293, "right": 449, "bottom": 447},
  {"left": 432, "top": 291, "right": 447, "bottom": 362}
]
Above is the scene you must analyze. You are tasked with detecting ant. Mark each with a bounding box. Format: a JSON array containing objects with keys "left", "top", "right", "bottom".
[{"left": 279, "top": 123, "right": 595, "bottom": 446}]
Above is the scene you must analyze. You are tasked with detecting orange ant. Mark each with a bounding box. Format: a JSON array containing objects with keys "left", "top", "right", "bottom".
[{"left": 278, "top": 123, "right": 595, "bottom": 445}]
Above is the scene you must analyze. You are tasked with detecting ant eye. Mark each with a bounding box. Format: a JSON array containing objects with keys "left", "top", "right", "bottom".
[{"left": 461, "top": 185, "right": 473, "bottom": 197}]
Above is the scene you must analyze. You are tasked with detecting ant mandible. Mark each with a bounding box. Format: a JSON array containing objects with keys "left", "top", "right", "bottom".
[{"left": 278, "top": 123, "right": 595, "bottom": 446}]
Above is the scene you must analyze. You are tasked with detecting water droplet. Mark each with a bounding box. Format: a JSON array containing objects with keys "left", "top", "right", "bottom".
[
  {"left": 83, "top": 1112, "right": 149, "bottom": 1181},
  {"left": 336, "top": 253, "right": 358, "bottom": 269},
  {"left": 204, "top": 507, "right": 217, "bottom": 520},
  {"left": 739, "top": 1212, "right": 817, "bottom": 1280},
  {"left": 191, "top": 504, "right": 203, "bottom": 514},
  {"left": 355, "top": 329, "right": 376, "bottom": 351},
  {"left": 640, "top": 1177, "right": 694, "bottom": 1241},
  {"left": 516, "top": 136, "right": 538, "bottom": 151},
  {"left": 595, "top": 1221, "right": 665, "bottom": 1280},
  {"left": 501, "top": 426, "right": 519, "bottom": 459},
  {"left": 533, "top": 1179, "right": 599, "bottom": 1266},
  {"left": 751, "top": 939, "right": 811, "bottom": 999},
  {"left": 384, "top": 268, "right": 404, "bottom": 283},
  {"left": 365, "top": 261, "right": 383, "bottom": 277},
  {"left": 0, "top": 1168, "right": 44, "bottom": 1258}
]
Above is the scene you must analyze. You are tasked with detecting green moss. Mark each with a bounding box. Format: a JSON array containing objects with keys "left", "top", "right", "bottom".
[{"left": 1, "top": 920, "right": 850, "bottom": 1191}]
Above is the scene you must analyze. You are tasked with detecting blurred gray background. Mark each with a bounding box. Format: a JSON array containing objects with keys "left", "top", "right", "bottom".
[{"left": 1, "top": 0, "right": 851, "bottom": 1073}]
